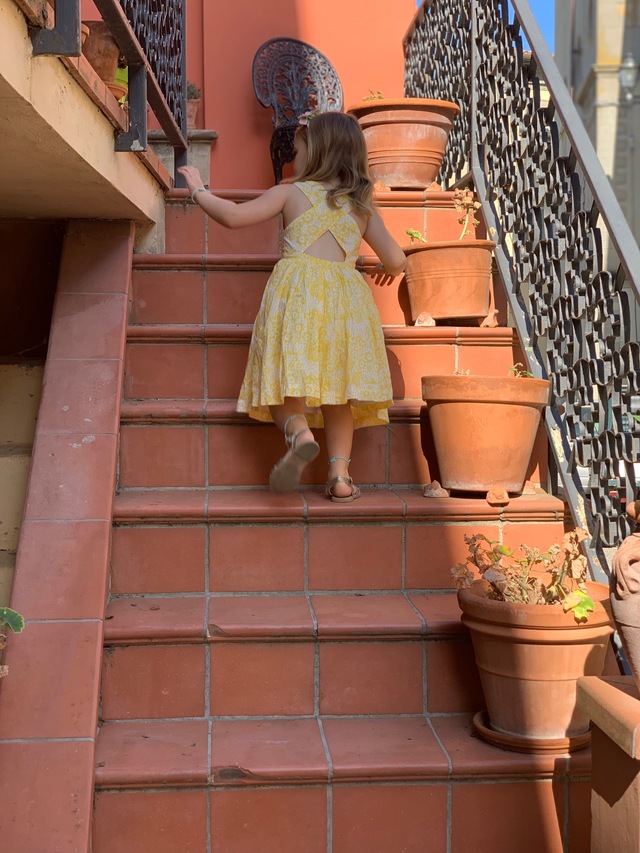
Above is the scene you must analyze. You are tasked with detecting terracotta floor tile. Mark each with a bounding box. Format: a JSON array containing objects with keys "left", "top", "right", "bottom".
[
  {"left": 319, "top": 641, "right": 423, "bottom": 714},
  {"left": 389, "top": 423, "right": 432, "bottom": 485},
  {"left": 502, "top": 520, "right": 568, "bottom": 553},
  {"left": 206, "top": 488, "right": 305, "bottom": 521},
  {"left": 131, "top": 269, "right": 205, "bottom": 324},
  {"left": 210, "top": 787, "right": 327, "bottom": 853},
  {"left": 11, "top": 519, "right": 110, "bottom": 619},
  {"left": 457, "top": 343, "right": 522, "bottom": 376},
  {"left": 568, "top": 779, "right": 592, "bottom": 852},
  {"left": 208, "top": 595, "right": 314, "bottom": 638},
  {"left": 113, "top": 489, "right": 207, "bottom": 521},
  {"left": 209, "top": 525, "right": 305, "bottom": 591},
  {"left": 207, "top": 216, "right": 280, "bottom": 254},
  {"left": 24, "top": 433, "right": 117, "bottom": 521},
  {"left": 208, "top": 424, "right": 289, "bottom": 486},
  {"left": 48, "top": 292, "right": 128, "bottom": 360},
  {"left": 59, "top": 221, "right": 133, "bottom": 295},
  {"left": 101, "top": 644, "right": 205, "bottom": 720},
  {"left": 124, "top": 343, "right": 205, "bottom": 399},
  {"left": 94, "top": 719, "right": 209, "bottom": 786},
  {"left": 111, "top": 526, "right": 206, "bottom": 594},
  {"left": 105, "top": 596, "right": 207, "bottom": 641},
  {"left": 210, "top": 642, "right": 315, "bottom": 715},
  {"left": 332, "top": 783, "right": 448, "bottom": 853},
  {"left": 426, "top": 636, "right": 484, "bottom": 712},
  {"left": 37, "top": 358, "right": 122, "bottom": 434},
  {"left": 304, "top": 487, "right": 404, "bottom": 520},
  {"left": 409, "top": 593, "right": 465, "bottom": 635},
  {"left": 308, "top": 524, "right": 402, "bottom": 589},
  {"left": 431, "top": 715, "right": 564, "bottom": 777},
  {"left": 119, "top": 425, "right": 205, "bottom": 487},
  {"left": 0, "top": 740, "right": 93, "bottom": 850},
  {"left": 311, "top": 594, "right": 423, "bottom": 637},
  {"left": 93, "top": 790, "right": 207, "bottom": 852},
  {"left": 451, "top": 779, "right": 565, "bottom": 853},
  {"left": 0, "top": 621, "right": 101, "bottom": 738},
  {"left": 424, "top": 206, "right": 464, "bottom": 242},
  {"left": 211, "top": 719, "right": 328, "bottom": 784},
  {"left": 323, "top": 717, "right": 449, "bottom": 780},
  {"left": 387, "top": 343, "right": 454, "bottom": 398},
  {"left": 398, "top": 487, "right": 500, "bottom": 521},
  {"left": 165, "top": 202, "right": 206, "bottom": 253},
  {"left": 206, "top": 270, "right": 269, "bottom": 324},
  {"left": 207, "top": 343, "right": 250, "bottom": 398},
  {"left": 367, "top": 274, "right": 409, "bottom": 324},
  {"left": 405, "top": 522, "right": 498, "bottom": 589}
]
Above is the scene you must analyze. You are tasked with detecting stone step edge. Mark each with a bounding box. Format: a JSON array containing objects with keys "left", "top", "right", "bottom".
[
  {"left": 94, "top": 714, "right": 587, "bottom": 790},
  {"left": 103, "top": 591, "right": 465, "bottom": 644},
  {"left": 112, "top": 487, "right": 568, "bottom": 525},
  {"left": 131, "top": 253, "right": 425, "bottom": 272},
  {"left": 120, "top": 398, "right": 424, "bottom": 424},
  {"left": 126, "top": 324, "right": 517, "bottom": 346}
]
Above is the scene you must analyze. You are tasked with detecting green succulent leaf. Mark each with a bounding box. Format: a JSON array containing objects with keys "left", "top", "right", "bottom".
[
  {"left": 562, "top": 589, "right": 594, "bottom": 623},
  {"left": 0, "top": 608, "right": 25, "bottom": 633}
]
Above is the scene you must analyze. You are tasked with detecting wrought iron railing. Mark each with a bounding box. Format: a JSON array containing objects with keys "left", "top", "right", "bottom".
[
  {"left": 405, "top": 0, "right": 640, "bottom": 582},
  {"left": 30, "top": 0, "right": 187, "bottom": 182}
]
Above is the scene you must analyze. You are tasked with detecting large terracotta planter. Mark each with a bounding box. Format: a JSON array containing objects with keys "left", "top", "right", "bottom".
[
  {"left": 82, "top": 20, "right": 119, "bottom": 84},
  {"left": 421, "top": 375, "right": 550, "bottom": 503},
  {"left": 347, "top": 98, "right": 460, "bottom": 189},
  {"left": 404, "top": 239, "right": 496, "bottom": 326},
  {"left": 458, "top": 579, "right": 613, "bottom": 752}
]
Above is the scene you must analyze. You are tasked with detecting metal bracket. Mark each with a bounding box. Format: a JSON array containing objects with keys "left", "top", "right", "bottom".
[{"left": 31, "top": 0, "right": 81, "bottom": 56}]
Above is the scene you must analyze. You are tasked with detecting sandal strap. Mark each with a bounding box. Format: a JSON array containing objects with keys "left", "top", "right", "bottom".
[
  {"left": 328, "top": 456, "right": 351, "bottom": 464},
  {"left": 283, "top": 414, "right": 308, "bottom": 450}
]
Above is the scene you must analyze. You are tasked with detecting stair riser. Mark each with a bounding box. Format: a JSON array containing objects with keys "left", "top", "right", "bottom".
[
  {"left": 123, "top": 339, "right": 524, "bottom": 402},
  {"left": 118, "top": 421, "right": 547, "bottom": 489},
  {"left": 100, "top": 636, "right": 482, "bottom": 720},
  {"left": 110, "top": 519, "right": 566, "bottom": 594}
]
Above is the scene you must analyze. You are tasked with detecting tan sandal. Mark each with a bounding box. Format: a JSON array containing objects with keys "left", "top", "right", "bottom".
[
  {"left": 325, "top": 456, "right": 361, "bottom": 502},
  {"left": 269, "top": 415, "right": 320, "bottom": 494}
]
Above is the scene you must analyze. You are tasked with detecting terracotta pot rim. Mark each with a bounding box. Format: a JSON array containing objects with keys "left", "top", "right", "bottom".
[
  {"left": 346, "top": 97, "right": 461, "bottom": 116},
  {"left": 458, "top": 579, "right": 613, "bottom": 628},
  {"left": 421, "top": 374, "right": 550, "bottom": 405},
  {"left": 404, "top": 239, "right": 496, "bottom": 256}
]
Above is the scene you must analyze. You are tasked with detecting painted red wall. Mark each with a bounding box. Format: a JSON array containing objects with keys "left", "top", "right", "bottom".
[{"left": 195, "top": 0, "right": 416, "bottom": 189}]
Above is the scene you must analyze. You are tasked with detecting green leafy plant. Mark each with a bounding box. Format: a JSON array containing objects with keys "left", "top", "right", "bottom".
[
  {"left": 508, "top": 363, "right": 534, "bottom": 378},
  {"left": 452, "top": 528, "right": 596, "bottom": 622},
  {"left": 0, "top": 607, "right": 25, "bottom": 679},
  {"left": 186, "top": 81, "right": 201, "bottom": 100},
  {"left": 406, "top": 188, "right": 488, "bottom": 245}
]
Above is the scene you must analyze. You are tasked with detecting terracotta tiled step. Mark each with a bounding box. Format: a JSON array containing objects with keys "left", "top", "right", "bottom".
[
  {"left": 100, "top": 593, "right": 480, "bottom": 719},
  {"left": 130, "top": 254, "right": 498, "bottom": 326},
  {"left": 123, "top": 326, "right": 524, "bottom": 402},
  {"left": 110, "top": 489, "right": 568, "bottom": 595},
  {"left": 162, "top": 187, "right": 464, "bottom": 256},
  {"left": 92, "top": 714, "right": 591, "bottom": 852}
]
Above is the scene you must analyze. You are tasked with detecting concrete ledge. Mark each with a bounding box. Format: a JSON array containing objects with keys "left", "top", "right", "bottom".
[{"left": 578, "top": 676, "right": 640, "bottom": 758}]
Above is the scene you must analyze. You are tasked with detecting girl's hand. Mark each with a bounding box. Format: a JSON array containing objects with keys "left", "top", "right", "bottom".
[
  {"left": 177, "top": 165, "right": 205, "bottom": 194},
  {"left": 371, "top": 263, "right": 396, "bottom": 287}
]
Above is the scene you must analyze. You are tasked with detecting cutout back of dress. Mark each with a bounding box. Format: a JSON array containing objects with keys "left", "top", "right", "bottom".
[{"left": 283, "top": 181, "right": 362, "bottom": 265}]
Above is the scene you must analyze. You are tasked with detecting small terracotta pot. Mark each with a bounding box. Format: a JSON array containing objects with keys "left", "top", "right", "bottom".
[
  {"left": 421, "top": 374, "right": 550, "bottom": 495},
  {"left": 347, "top": 98, "right": 460, "bottom": 189},
  {"left": 404, "top": 239, "right": 496, "bottom": 325},
  {"left": 82, "top": 20, "right": 119, "bottom": 84},
  {"left": 187, "top": 98, "right": 200, "bottom": 129},
  {"left": 458, "top": 579, "right": 614, "bottom": 752}
]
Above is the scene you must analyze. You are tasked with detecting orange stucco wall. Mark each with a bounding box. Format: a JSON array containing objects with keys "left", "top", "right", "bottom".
[{"left": 194, "top": 0, "right": 417, "bottom": 190}]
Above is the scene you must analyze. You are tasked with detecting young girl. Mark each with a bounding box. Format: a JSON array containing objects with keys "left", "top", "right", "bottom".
[{"left": 178, "top": 110, "right": 406, "bottom": 501}]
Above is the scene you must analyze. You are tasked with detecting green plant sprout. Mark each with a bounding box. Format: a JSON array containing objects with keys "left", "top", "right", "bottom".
[
  {"left": 0, "top": 607, "right": 25, "bottom": 679},
  {"left": 509, "top": 363, "right": 534, "bottom": 378},
  {"left": 363, "top": 89, "right": 384, "bottom": 101}
]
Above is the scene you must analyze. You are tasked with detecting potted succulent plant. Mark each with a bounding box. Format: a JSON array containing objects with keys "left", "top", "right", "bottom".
[
  {"left": 186, "top": 81, "right": 202, "bottom": 129},
  {"left": 0, "top": 606, "right": 25, "bottom": 679},
  {"left": 403, "top": 188, "right": 498, "bottom": 327},
  {"left": 421, "top": 366, "right": 550, "bottom": 507},
  {"left": 454, "top": 529, "right": 613, "bottom": 753},
  {"left": 347, "top": 92, "right": 460, "bottom": 190}
]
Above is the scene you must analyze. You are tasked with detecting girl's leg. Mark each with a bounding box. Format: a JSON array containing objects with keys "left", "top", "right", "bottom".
[
  {"left": 268, "top": 397, "right": 319, "bottom": 492},
  {"left": 321, "top": 403, "right": 356, "bottom": 499}
]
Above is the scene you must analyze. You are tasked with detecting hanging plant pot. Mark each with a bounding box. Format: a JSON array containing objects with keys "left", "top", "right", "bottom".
[
  {"left": 421, "top": 374, "right": 550, "bottom": 505},
  {"left": 404, "top": 239, "right": 497, "bottom": 326},
  {"left": 458, "top": 579, "right": 613, "bottom": 753},
  {"left": 347, "top": 98, "right": 460, "bottom": 189},
  {"left": 82, "top": 20, "right": 120, "bottom": 85}
]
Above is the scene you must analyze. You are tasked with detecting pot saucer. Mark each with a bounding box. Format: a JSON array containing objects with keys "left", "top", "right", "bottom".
[{"left": 472, "top": 710, "right": 591, "bottom": 754}]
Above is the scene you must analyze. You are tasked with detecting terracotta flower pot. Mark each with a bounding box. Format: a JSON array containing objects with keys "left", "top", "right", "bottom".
[
  {"left": 458, "top": 579, "right": 613, "bottom": 753},
  {"left": 82, "top": 20, "right": 119, "bottom": 84},
  {"left": 421, "top": 375, "right": 550, "bottom": 501},
  {"left": 347, "top": 98, "right": 460, "bottom": 189},
  {"left": 404, "top": 239, "right": 496, "bottom": 326},
  {"left": 187, "top": 98, "right": 201, "bottom": 129}
]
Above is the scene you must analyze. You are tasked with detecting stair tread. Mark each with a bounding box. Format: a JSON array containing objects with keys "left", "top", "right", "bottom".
[
  {"left": 95, "top": 714, "right": 590, "bottom": 789},
  {"left": 103, "top": 592, "right": 465, "bottom": 643},
  {"left": 113, "top": 487, "right": 566, "bottom": 524}
]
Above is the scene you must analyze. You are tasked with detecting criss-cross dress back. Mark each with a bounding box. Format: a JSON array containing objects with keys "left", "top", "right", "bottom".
[{"left": 282, "top": 181, "right": 361, "bottom": 265}]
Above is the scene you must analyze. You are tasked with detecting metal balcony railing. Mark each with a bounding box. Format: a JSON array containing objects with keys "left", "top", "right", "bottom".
[
  {"left": 404, "top": 0, "right": 640, "bottom": 582},
  {"left": 29, "top": 0, "right": 187, "bottom": 182}
]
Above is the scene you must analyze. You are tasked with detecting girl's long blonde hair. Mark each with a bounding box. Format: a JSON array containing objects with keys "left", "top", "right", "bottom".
[{"left": 294, "top": 111, "right": 375, "bottom": 217}]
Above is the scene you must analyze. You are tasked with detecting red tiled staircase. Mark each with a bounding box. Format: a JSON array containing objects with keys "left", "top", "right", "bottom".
[{"left": 91, "top": 192, "right": 592, "bottom": 852}]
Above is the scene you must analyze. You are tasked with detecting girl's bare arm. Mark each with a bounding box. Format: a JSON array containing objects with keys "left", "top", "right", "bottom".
[{"left": 363, "top": 211, "right": 407, "bottom": 276}]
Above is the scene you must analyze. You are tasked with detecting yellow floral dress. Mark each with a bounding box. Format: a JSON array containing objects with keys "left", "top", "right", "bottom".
[{"left": 237, "top": 181, "right": 392, "bottom": 428}]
